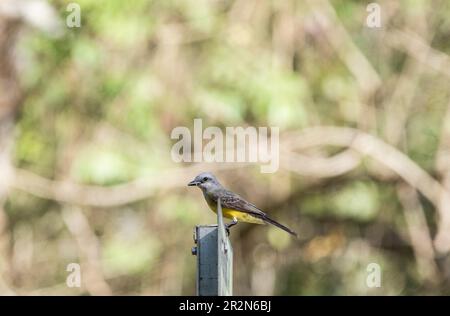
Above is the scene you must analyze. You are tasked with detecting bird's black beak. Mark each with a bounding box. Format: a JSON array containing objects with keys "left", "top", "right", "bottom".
[{"left": 187, "top": 180, "right": 200, "bottom": 186}]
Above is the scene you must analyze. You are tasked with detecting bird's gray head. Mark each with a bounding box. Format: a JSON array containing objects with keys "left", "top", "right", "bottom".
[{"left": 187, "top": 172, "right": 221, "bottom": 192}]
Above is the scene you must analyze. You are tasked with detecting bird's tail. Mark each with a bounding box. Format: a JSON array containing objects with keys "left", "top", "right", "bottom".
[{"left": 261, "top": 216, "right": 298, "bottom": 237}]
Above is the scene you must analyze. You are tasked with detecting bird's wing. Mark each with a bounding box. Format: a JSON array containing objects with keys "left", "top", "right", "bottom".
[{"left": 218, "top": 189, "right": 266, "bottom": 217}]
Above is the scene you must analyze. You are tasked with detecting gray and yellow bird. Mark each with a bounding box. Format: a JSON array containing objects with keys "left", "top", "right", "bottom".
[{"left": 188, "top": 172, "right": 297, "bottom": 237}]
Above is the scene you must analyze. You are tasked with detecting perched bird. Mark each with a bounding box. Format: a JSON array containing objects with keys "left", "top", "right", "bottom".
[{"left": 188, "top": 172, "right": 297, "bottom": 237}]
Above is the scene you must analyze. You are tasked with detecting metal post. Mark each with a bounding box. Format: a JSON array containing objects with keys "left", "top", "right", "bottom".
[{"left": 192, "top": 199, "right": 233, "bottom": 296}]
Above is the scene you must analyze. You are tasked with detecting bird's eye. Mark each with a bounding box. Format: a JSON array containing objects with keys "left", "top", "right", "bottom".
[{"left": 203, "top": 177, "right": 208, "bottom": 182}]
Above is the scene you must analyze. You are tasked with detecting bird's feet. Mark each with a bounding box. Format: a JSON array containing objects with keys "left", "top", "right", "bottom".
[{"left": 224, "top": 218, "right": 238, "bottom": 236}]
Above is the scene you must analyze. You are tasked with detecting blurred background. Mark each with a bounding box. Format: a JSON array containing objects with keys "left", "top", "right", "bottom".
[{"left": 1, "top": 0, "right": 450, "bottom": 295}]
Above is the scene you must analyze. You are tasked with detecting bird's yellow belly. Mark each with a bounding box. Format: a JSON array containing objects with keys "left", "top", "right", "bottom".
[
  {"left": 208, "top": 203, "right": 264, "bottom": 224},
  {"left": 224, "top": 209, "right": 264, "bottom": 224}
]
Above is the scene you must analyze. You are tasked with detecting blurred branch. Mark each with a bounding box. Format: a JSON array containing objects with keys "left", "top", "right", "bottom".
[
  {"left": 306, "top": 0, "right": 382, "bottom": 95},
  {"left": 383, "top": 57, "right": 426, "bottom": 145},
  {"left": 284, "top": 126, "right": 450, "bottom": 253},
  {"left": 281, "top": 148, "right": 361, "bottom": 178},
  {"left": 305, "top": 0, "right": 382, "bottom": 132},
  {"left": 384, "top": 14, "right": 430, "bottom": 145},
  {"left": 284, "top": 127, "right": 448, "bottom": 205},
  {"left": 385, "top": 28, "right": 450, "bottom": 252},
  {"left": 62, "top": 206, "right": 112, "bottom": 295},
  {"left": 10, "top": 163, "right": 243, "bottom": 207},
  {"left": 435, "top": 98, "right": 450, "bottom": 253},
  {"left": 386, "top": 30, "right": 450, "bottom": 78},
  {"left": 397, "top": 184, "right": 439, "bottom": 283}
]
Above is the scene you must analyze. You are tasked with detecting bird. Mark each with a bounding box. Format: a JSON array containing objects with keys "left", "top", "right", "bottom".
[{"left": 187, "top": 172, "right": 297, "bottom": 237}]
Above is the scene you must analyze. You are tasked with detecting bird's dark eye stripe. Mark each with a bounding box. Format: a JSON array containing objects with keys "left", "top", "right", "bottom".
[{"left": 203, "top": 177, "right": 208, "bottom": 181}]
